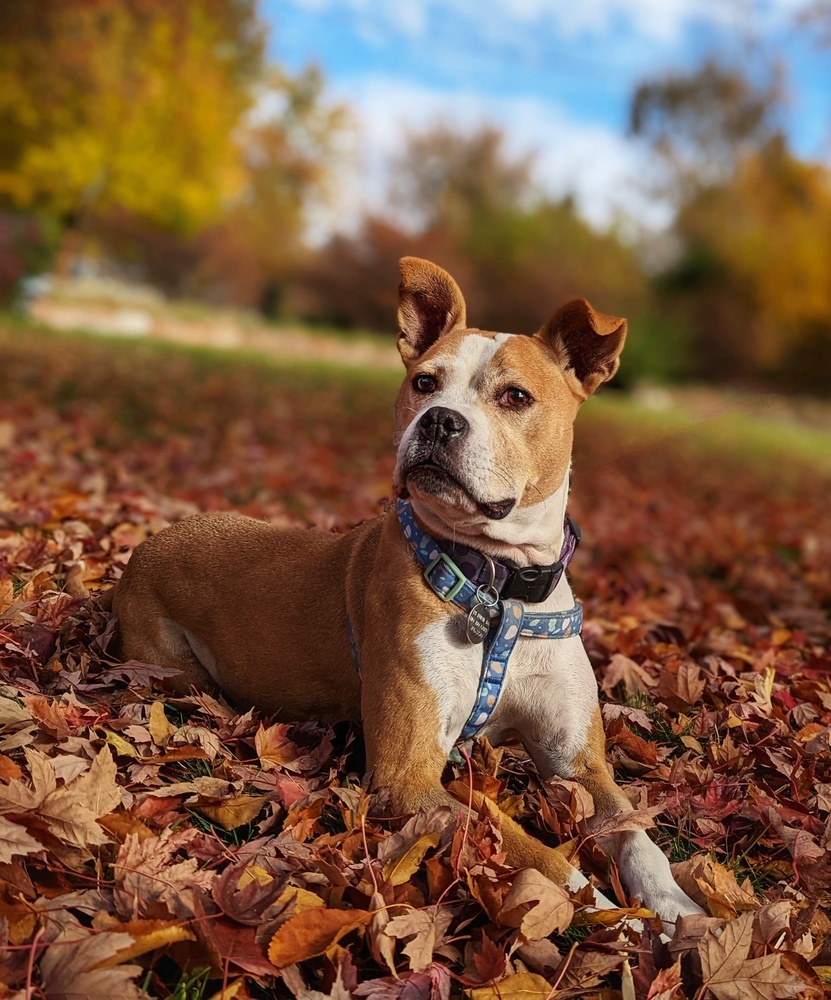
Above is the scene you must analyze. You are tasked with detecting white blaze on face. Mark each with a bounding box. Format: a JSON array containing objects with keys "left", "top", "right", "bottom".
[
  {"left": 395, "top": 334, "right": 504, "bottom": 497},
  {"left": 395, "top": 332, "right": 569, "bottom": 564}
]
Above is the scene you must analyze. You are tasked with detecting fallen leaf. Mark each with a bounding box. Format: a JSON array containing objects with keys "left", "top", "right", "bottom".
[
  {"left": 39, "top": 929, "right": 144, "bottom": 999},
  {"left": 698, "top": 912, "right": 806, "bottom": 1000},
  {"left": 382, "top": 830, "right": 441, "bottom": 886},
  {"left": 384, "top": 906, "right": 454, "bottom": 973},
  {"left": 468, "top": 972, "right": 553, "bottom": 1000},
  {"left": 500, "top": 869, "right": 574, "bottom": 940},
  {"left": 148, "top": 700, "right": 175, "bottom": 747},
  {"left": 268, "top": 908, "right": 373, "bottom": 967},
  {"left": 196, "top": 794, "right": 268, "bottom": 830}
]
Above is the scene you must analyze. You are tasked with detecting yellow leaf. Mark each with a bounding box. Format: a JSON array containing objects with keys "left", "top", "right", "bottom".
[
  {"left": 237, "top": 864, "right": 274, "bottom": 888},
  {"left": 268, "top": 908, "right": 372, "bottom": 968},
  {"left": 726, "top": 710, "right": 743, "bottom": 728},
  {"left": 468, "top": 972, "right": 553, "bottom": 1000},
  {"left": 207, "top": 980, "right": 250, "bottom": 1000},
  {"left": 382, "top": 831, "right": 441, "bottom": 886},
  {"left": 91, "top": 923, "right": 195, "bottom": 968},
  {"left": 681, "top": 735, "right": 704, "bottom": 753},
  {"left": 580, "top": 905, "right": 655, "bottom": 926},
  {"left": 148, "top": 701, "right": 175, "bottom": 747},
  {"left": 276, "top": 885, "right": 325, "bottom": 915},
  {"left": 102, "top": 730, "right": 139, "bottom": 758},
  {"left": 196, "top": 795, "right": 267, "bottom": 830}
]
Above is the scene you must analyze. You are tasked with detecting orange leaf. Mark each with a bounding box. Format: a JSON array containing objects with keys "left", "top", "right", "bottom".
[{"left": 268, "top": 908, "right": 372, "bottom": 967}]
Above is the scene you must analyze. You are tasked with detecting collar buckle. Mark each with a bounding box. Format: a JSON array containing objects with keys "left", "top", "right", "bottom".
[{"left": 501, "top": 562, "right": 561, "bottom": 603}]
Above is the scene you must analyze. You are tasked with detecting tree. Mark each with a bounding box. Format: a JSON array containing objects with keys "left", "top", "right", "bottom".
[
  {"left": 630, "top": 59, "right": 783, "bottom": 198},
  {"left": 0, "top": 0, "right": 265, "bottom": 233},
  {"left": 297, "top": 124, "right": 651, "bottom": 368},
  {"left": 632, "top": 59, "right": 831, "bottom": 390}
]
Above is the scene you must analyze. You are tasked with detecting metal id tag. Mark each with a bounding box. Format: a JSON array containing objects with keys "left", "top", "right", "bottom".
[{"left": 466, "top": 602, "right": 491, "bottom": 643}]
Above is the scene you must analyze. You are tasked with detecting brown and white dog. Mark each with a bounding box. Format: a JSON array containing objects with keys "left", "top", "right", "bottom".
[{"left": 109, "top": 257, "right": 702, "bottom": 926}]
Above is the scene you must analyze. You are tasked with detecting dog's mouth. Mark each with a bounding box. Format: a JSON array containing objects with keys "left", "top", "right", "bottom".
[{"left": 404, "top": 461, "right": 516, "bottom": 521}]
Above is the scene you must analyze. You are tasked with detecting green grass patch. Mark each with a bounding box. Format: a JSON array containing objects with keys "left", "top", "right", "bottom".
[{"left": 583, "top": 391, "right": 831, "bottom": 476}]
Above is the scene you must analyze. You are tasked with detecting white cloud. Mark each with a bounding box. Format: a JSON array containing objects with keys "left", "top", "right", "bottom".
[
  {"left": 286, "top": 0, "right": 813, "bottom": 44},
  {"left": 312, "top": 76, "right": 673, "bottom": 240}
]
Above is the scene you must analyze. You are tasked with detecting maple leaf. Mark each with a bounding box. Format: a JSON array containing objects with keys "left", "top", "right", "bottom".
[
  {"left": 212, "top": 856, "right": 288, "bottom": 925},
  {"left": 384, "top": 906, "right": 454, "bottom": 974},
  {"left": 39, "top": 929, "right": 144, "bottom": 1000},
  {"left": 672, "top": 854, "right": 758, "bottom": 919},
  {"left": 0, "top": 814, "right": 44, "bottom": 863},
  {"left": 500, "top": 868, "right": 574, "bottom": 940},
  {"left": 114, "top": 828, "right": 215, "bottom": 920},
  {"left": 471, "top": 933, "right": 506, "bottom": 983},
  {"left": 353, "top": 964, "right": 451, "bottom": 1000},
  {"left": 196, "top": 793, "right": 268, "bottom": 830},
  {"left": 148, "top": 699, "right": 175, "bottom": 746},
  {"left": 601, "top": 653, "right": 657, "bottom": 695},
  {"left": 698, "top": 912, "right": 806, "bottom": 1000}
]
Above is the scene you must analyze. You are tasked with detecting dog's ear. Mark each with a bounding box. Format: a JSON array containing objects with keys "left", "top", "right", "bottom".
[
  {"left": 397, "top": 257, "right": 467, "bottom": 362},
  {"left": 536, "top": 299, "right": 627, "bottom": 396}
]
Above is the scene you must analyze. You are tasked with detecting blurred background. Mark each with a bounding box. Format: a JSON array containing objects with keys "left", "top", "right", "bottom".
[{"left": 1, "top": 0, "right": 830, "bottom": 395}]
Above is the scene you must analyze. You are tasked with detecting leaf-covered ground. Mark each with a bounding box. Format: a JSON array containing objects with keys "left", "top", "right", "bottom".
[{"left": 1, "top": 323, "right": 830, "bottom": 999}]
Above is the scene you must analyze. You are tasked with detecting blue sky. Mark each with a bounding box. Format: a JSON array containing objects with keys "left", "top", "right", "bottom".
[{"left": 263, "top": 0, "right": 830, "bottom": 232}]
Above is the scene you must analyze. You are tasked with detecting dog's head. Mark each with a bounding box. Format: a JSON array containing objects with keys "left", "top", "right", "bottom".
[{"left": 393, "top": 257, "right": 627, "bottom": 562}]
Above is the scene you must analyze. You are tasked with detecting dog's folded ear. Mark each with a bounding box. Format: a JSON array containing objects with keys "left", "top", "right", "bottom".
[
  {"left": 536, "top": 299, "right": 627, "bottom": 397},
  {"left": 397, "top": 257, "right": 467, "bottom": 362}
]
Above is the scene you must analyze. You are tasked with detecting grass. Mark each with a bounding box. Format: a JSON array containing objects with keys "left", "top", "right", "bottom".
[
  {"left": 584, "top": 390, "right": 831, "bottom": 476},
  {"left": 4, "top": 314, "right": 831, "bottom": 474}
]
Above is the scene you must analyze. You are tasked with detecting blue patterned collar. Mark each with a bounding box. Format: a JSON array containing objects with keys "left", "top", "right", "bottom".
[{"left": 396, "top": 499, "right": 583, "bottom": 741}]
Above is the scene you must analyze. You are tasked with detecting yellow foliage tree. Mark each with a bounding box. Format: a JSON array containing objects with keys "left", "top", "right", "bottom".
[
  {"left": 0, "top": 0, "right": 264, "bottom": 232},
  {"left": 674, "top": 141, "right": 831, "bottom": 378}
]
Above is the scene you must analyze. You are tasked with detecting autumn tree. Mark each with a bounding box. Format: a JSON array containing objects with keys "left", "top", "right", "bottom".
[
  {"left": 0, "top": 0, "right": 265, "bottom": 235},
  {"left": 632, "top": 58, "right": 831, "bottom": 391},
  {"left": 631, "top": 59, "right": 783, "bottom": 198},
  {"left": 299, "top": 124, "right": 652, "bottom": 374}
]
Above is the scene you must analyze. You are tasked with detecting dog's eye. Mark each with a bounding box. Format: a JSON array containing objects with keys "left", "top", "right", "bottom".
[
  {"left": 499, "top": 386, "right": 533, "bottom": 409},
  {"left": 412, "top": 373, "right": 438, "bottom": 394}
]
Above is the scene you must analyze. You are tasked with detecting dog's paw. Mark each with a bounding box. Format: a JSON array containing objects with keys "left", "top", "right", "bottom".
[
  {"left": 615, "top": 833, "right": 706, "bottom": 930},
  {"left": 639, "top": 883, "right": 706, "bottom": 929}
]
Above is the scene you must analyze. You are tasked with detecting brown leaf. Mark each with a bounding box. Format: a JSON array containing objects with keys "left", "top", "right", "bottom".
[
  {"left": 0, "top": 753, "right": 23, "bottom": 781},
  {"left": 114, "top": 829, "right": 215, "bottom": 920},
  {"left": 268, "top": 907, "right": 373, "bottom": 967},
  {"left": 672, "top": 855, "right": 759, "bottom": 919},
  {"left": 500, "top": 869, "right": 574, "bottom": 940},
  {"left": 0, "top": 815, "right": 44, "bottom": 863},
  {"left": 24, "top": 695, "right": 71, "bottom": 739},
  {"left": 472, "top": 933, "right": 506, "bottom": 983},
  {"left": 698, "top": 912, "right": 806, "bottom": 1000},
  {"left": 384, "top": 906, "right": 453, "bottom": 973},
  {"left": 39, "top": 929, "right": 144, "bottom": 999},
  {"left": 646, "top": 958, "right": 684, "bottom": 1000},
  {"left": 601, "top": 653, "right": 657, "bottom": 695}
]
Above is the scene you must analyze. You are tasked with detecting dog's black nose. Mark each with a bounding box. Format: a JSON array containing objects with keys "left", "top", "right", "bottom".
[{"left": 418, "top": 406, "right": 468, "bottom": 445}]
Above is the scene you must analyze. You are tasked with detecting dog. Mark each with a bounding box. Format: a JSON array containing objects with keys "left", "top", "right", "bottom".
[{"left": 107, "top": 257, "right": 702, "bottom": 927}]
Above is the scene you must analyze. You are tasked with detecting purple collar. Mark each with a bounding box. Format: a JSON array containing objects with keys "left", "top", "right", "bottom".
[{"left": 407, "top": 509, "right": 580, "bottom": 604}]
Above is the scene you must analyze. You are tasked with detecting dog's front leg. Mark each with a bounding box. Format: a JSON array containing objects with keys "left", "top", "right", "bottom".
[
  {"left": 360, "top": 658, "right": 577, "bottom": 887},
  {"left": 525, "top": 706, "right": 704, "bottom": 927}
]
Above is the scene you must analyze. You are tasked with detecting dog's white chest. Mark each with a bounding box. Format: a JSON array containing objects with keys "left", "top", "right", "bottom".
[{"left": 415, "top": 605, "right": 598, "bottom": 758}]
